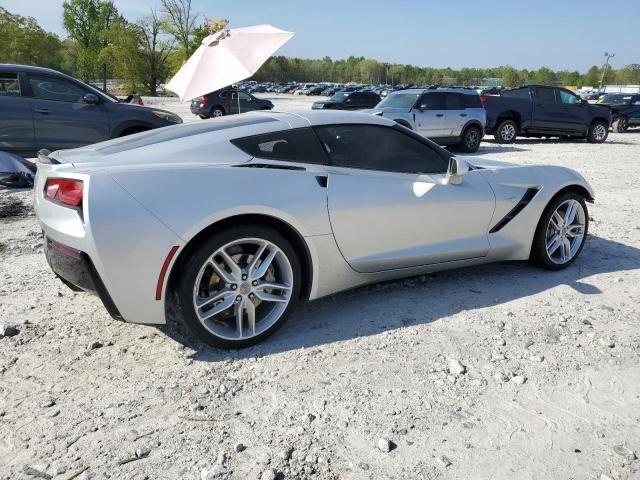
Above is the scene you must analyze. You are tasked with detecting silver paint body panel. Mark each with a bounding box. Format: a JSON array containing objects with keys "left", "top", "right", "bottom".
[{"left": 34, "top": 110, "right": 594, "bottom": 325}]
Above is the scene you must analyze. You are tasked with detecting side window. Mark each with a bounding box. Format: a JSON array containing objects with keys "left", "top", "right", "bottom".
[
  {"left": 314, "top": 124, "right": 448, "bottom": 174},
  {"left": 0, "top": 73, "right": 21, "bottom": 96},
  {"left": 219, "top": 90, "right": 228, "bottom": 98},
  {"left": 559, "top": 90, "right": 579, "bottom": 105},
  {"left": 534, "top": 87, "right": 556, "bottom": 103},
  {"left": 28, "top": 75, "right": 86, "bottom": 103},
  {"left": 502, "top": 88, "right": 530, "bottom": 99},
  {"left": 230, "top": 127, "right": 328, "bottom": 165},
  {"left": 444, "top": 93, "right": 465, "bottom": 110},
  {"left": 239, "top": 92, "right": 251, "bottom": 101},
  {"left": 464, "top": 94, "right": 482, "bottom": 108},
  {"left": 419, "top": 92, "right": 446, "bottom": 110}
]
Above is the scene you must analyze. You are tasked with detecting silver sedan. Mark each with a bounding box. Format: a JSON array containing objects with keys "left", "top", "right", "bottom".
[{"left": 35, "top": 111, "right": 593, "bottom": 348}]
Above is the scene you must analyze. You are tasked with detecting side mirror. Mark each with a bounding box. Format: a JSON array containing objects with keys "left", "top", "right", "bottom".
[
  {"left": 447, "top": 157, "right": 469, "bottom": 185},
  {"left": 83, "top": 93, "right": 100, "bottom": 105},
  {"left": 417, "top": 104, "right": 428, "bottom": 111}
]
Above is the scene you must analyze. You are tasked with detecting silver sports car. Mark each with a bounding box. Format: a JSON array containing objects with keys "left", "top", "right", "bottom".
[{"left": 35, "top": 110, "right": 593, "bottom": 348}]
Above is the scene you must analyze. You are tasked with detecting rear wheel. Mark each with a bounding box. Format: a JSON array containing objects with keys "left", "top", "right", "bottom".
[
  {"left": 175, "top": 225, "right": 301, "bottom": 348},
  {"left": 459, "top": 125, "right": 482, "bottom": 153},
  {"left": 587, "top": 120, "right": 608, "bottom": 143},
  {"left": 530, "top": 192, "right": 588, "bottom": 270},
  {"left": 494, "top": 119, "right": 518, "bottom": 144},
  {"left": 209, "top": 107, "right": 225, "bottom": 118},
  {"left": 612, "top": 116, "right": 629, "bottom": 133}
]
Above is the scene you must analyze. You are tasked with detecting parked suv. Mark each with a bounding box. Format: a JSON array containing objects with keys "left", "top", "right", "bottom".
[
  {"left": 190, "top": 88, "right": 273, "bottom": 118},
  {"left": 0, "top": 64, "right": 182, "bottom": 157},
  {"left": 371, "top": 88, "right": 486, "bottom": 152},
  {"left": 483, "top": 85, "right": 611, "bottom": 143}
]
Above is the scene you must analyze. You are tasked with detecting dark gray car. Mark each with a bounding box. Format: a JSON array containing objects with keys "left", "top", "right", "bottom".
[
  {"left": 190, "top": 88, "right": 273, "bottom": 119},
  {"left": 0, "top": 64, "right": 182, "bottom": 156}
]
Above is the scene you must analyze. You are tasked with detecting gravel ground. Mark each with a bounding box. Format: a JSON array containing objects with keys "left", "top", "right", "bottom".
[{"left": 1, "top": 96, "right": 639, "bottom": 480}]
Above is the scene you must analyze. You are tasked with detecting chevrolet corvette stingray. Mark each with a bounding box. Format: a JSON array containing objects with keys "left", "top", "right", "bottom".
[{"left": 35, "top": 111, "right": 593, "bottom": 348}]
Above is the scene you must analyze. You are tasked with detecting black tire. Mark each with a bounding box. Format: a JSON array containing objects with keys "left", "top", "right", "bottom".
[
  {"left": 529, "top": 192, "right": 589, "bottom": 270},
  {"left": 209, "top": 106, "right": 225, "bottom": 118},
  {"left": 494, "top": 119, "right": 518, "bottom": 144},
  {"left": 175, "top": 225, "right": 302, "bottom": 349},
  {"left": 587, "top": 120, "right": 608, "bottom": 143},
  {"left": 458, "top": 125, "right": 482, "bottom": 153},
  {"left": 612, "top": 116, "right": 629, "bottom": 133}
]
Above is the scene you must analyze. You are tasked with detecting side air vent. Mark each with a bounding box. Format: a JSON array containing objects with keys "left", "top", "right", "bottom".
[
  {"left": 489, "top": 188, "right": 539, "bottom": 233},
  {"left": 233, "top": 163, "right": 306, "bottom": 171}
]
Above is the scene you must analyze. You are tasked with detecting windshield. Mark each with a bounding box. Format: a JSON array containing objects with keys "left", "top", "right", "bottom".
[
  {"left": 80, "top": 80, "right": 118, "bottom": 103},
  {"left": 329, "top": 92, "right": 351, "bottom": 102},
  {"left": 598, "top": 94, "right": 630, "bottom": 105},
  {"left": 376, "top": 93, "right": 421, "bottom": 109}
]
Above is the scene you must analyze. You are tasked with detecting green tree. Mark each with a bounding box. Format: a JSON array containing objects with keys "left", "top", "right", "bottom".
[
  {"left": 161, "top": 0, "right": 198, "bottom": 63},
  {"left": 0, "top": 7, "right": 64, "bottom": 68},
  {"left": 136, "top": 10, "right": 174, "bottom": 95},
  {"left": 62, "top": 0, "right": 120, "bottom": 82}
]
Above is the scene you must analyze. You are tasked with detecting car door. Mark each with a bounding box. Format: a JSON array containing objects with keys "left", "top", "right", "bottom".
[
  {"left": 531, "top": 86, "right": 563, "bottom": 132},
  {"left": 556, "top": 89, "right": 590, "bottom": 133},
  {"left": 27, "top": 73, "right": 110, "bottom": 151},
  {"left": 414, "top": 92, "right": 448, "bottom": 138},
  {"left": 0, "top": 71, "right": 35, "bottom": 154},
  {"left": 315, "top": 124, "right": 495, "bottom": 273},
  {"left": 442, "top": 93, "right": 467, "bottom": 137}
]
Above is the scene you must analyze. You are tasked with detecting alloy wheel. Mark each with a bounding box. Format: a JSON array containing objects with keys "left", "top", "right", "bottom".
[
  {"left": 192, "top": 238, "right": 293, "bottom": 340},
  {"left": 501, "top": 123, "right": 516, "bottom": 141},
  {"left": 545, "top": 199, "right": 586, "bottom": 265},
  {"left": 593, "top": 124, "right": 607, "bottom": 142},
  {"left": 465, "top": 129, "right": 480, "bottom": 150}
]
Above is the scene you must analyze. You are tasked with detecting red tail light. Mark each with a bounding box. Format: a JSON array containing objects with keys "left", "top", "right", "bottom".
[
  {"left": 137, "top": 97, "right": 144, "bottom": 105},
  {"left": 480, "top": 95, "right": 487, "bottom": 108},
  {"left": 45, "top": 178, "right": 84, "bottom": 207},
  {"left": 199, "top": 95, "right": 208, "bottom": 106}
]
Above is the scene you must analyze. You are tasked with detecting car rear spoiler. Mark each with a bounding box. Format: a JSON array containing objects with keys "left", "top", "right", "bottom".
[{"left": 37, "top": 149, "right": 60, "bottom": 165}]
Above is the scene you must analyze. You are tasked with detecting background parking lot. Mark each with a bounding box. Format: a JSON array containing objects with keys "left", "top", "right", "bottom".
[{"left": 1, "top": 94, "right": 639, "bottom": 479}]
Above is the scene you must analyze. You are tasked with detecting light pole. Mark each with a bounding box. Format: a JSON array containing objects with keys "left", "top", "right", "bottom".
[{"left": 599, "top": 52, "right": 615, "bottom": 92}]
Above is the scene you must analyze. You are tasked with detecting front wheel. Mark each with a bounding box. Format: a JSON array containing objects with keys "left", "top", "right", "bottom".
[
  {"left": 530, "top": 192, "right": 589, "bottom": 270},
  {"left": 175, "top": 226, "right": 302, "bottom": 348},
  {"left": 587, "top": 120, "right": 608, "bottom": 143},
  {"left": 494, "top": 120, "right": 518, "bottom": 144},
  {"left": 209, "top": 107, "right": 225, "bottom": 118},
  {"left": 459, "top": 125, "right": 482, "bottom": 153}
]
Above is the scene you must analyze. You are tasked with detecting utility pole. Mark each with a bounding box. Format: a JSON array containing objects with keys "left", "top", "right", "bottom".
[{"left": 599, "top": 52, "right": 615, "bottom": 92}]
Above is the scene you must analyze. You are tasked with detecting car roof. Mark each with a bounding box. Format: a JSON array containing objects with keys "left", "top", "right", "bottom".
[
  {"left": 390, "top": 87, "right": 479, "bottom": 95},
  {"left": 0, "top": 64, "right": 66, "bottom": 75}
]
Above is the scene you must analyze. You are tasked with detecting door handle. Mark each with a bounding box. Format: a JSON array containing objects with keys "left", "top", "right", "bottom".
[
  {"left": 436, "top": 114, "right": 444, "bottom": 117},
  {"left": 34, "top": 109, "right": 50, "bottom": 114},
  {"left": 460, "top": 113, "right": 468, "bottom": 117}
]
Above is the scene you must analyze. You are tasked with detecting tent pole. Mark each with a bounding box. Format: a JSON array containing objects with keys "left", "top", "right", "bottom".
[{"left": 237, "top": 84, "right": 241, "bottom": 113}]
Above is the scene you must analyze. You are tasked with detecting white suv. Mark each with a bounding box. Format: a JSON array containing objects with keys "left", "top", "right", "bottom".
[{"left": 372, "top": 87, "right": 486, "bottom": 152}]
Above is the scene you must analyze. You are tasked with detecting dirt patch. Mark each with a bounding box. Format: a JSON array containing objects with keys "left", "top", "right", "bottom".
[{"left": 0, "top": 193, "right": 32, "bottom": 219}]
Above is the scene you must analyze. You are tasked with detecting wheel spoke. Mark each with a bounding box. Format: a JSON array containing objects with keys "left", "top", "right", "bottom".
[
  {"left": 254, "top": 289, "right": 289, "bottom": 303},
  {"left": 562, "top": 237, "right": 572, "bottom": 262},
  {"left": 567, "top": 224, "right": 584, "bottom": 237},
  {"left": 245, "top": 300, "right": 256, "bottom": 336},
  {"left": 565, "top": 201, "right": 577, "bottom": 225},
  {"left": 247, "top": 241, "right": 267, "bottom": 276},
  {"left": 546, "top": 234, "right": 563, "bottom": 255},
  {"left": 235, "top": 300, "right": 244, "bottom": 338},
  {"left": 552, "top": 211, "right": 564, "bottom": 229},
  {"left": 217, "top": 249, "right": 242, "bottom": 279},
  {"left": 256, "top": 281, "right": 292, "bottom": 292},
  {"left": 252, "top": 248, "right": 277, "bottom": 280},
  {"left": 199, "top": 295, "right": 235, "bottom": 321},
  {"left": 196, "top": 288, "right": 233, "bottom": 309}
]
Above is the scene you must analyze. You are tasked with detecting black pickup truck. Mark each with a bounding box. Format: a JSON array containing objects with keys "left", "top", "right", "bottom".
[
  {"left": 483, "top": 85, "right": 611, "bottom": 144},
  {"left": 596, "top": 93, "right": 640, "bottom": 133}
]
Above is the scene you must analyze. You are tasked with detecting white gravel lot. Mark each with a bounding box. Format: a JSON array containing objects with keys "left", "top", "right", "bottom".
[{"left": 0, "top": 95, "right": 639, "bottom": 480}]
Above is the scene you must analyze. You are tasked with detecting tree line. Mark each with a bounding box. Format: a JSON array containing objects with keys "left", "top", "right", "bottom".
[{"left": 1, "top": 2, "right": 639, "bottom": 95}]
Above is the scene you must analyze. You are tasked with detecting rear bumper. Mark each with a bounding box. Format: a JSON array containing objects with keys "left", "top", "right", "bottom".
[{"left": 44, "top": 236, "right": 123, "bottom": 321}]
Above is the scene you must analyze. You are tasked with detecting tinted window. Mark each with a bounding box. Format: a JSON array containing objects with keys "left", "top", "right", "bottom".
[
  {"left": 535, "top": 87, "right": 556, "bottom": 102},
  {"left": 444, "top": 93, "right": 465, "bottom": 110},
  {"left": 559, "top": 89, "right": 579, "bottom": 105},
  {"left": 0, "top": 73, "right": 21, "bottom": 96},
  {"left": 314, "top": 124, "right": 447, "bottom": 174},
  {"left": 28, "top": 75, "right": 86, "bottom": 102},
  {"left": 420, "top": 92, "right": 447, "bottom": 110},
  {"left": 502, "top": 88, "right": 530, "bottom": 99},
  {"left": 464, "top": 94, "right": 482, "bottom": 108},
  {"left": 231, "top": 127, "right": 328, "bottom": 164},
  {"left": 377, "top": 92, "right": 421, "bottom": 109}
]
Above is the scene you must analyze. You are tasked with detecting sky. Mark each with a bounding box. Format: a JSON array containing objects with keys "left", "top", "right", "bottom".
[{"left": 4, "top": 0, "right": 639, "bottom": 72}]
